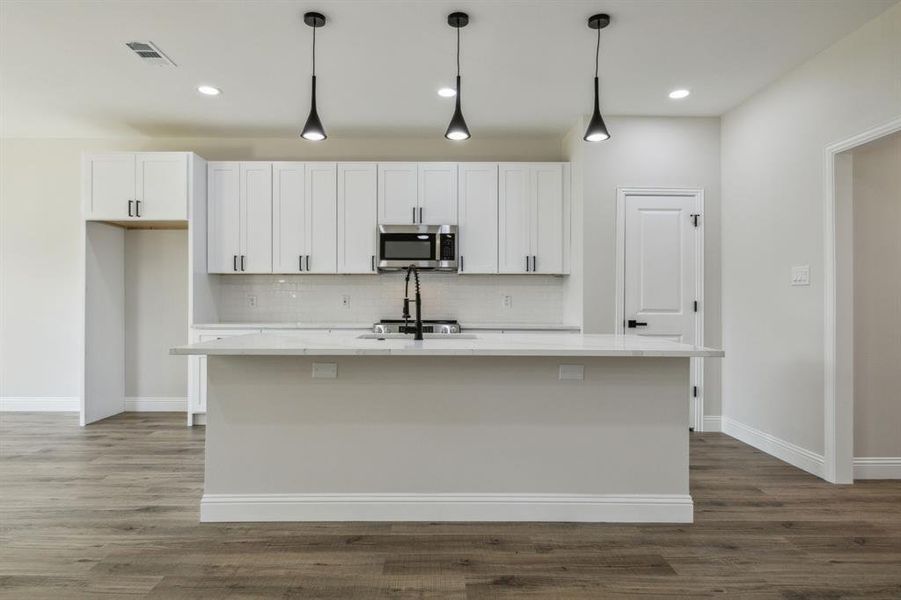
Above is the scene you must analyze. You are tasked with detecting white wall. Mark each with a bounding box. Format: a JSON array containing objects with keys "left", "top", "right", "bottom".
[
  {"left": 852, "top": 132, "right": 901, "bottom": 458},
  {"left": 124, "top": 230, "right": 188, "bottom": 399},
  {"left": 722, "top": 4, "right": 901, "bottom": 456},
  {"left": 0, "top": 135, "right": 563, "bottom": 403},
  {"left": 566, "top": 116, "right": 723, "bottom": 415}
]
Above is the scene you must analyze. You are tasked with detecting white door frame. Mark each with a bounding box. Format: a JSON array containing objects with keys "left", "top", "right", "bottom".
[
  {"left": 823, "top": 115, "right": 901, "bottom": 484},
  {"left": 615, "top": 187, "right": 705, "bottom": 432}
]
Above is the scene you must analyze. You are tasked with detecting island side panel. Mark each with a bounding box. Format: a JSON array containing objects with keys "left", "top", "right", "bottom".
[{"left": 203, "top": 355, "right": 691, "bottom": 522}]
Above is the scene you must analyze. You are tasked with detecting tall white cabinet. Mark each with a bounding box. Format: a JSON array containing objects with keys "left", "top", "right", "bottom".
[
  {"left": 457, "top": 163, "right": 499, "bottom": 274},
  {"left": 498, "top": 163, "right": 566, "bottom": 274},
  {"left": 378, "top": 163, "right": 458, "bottom": 224},
  {"left": 208, "top": 162, "right": 272, "bottom": 273},
  {"left": 338, "top": 163, "right": 378, "bottom": 273},
  {"left": 272, "top": 162, "right": 338, "bottom": 274}
]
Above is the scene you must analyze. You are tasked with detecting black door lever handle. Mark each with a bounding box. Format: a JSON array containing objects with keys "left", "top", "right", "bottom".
[{"left": 627, "top": 320, "right": 648, "bottom": 328}]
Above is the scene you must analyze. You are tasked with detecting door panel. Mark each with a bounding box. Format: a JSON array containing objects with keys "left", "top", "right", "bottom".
[
  {"left": 338, "top": 163, "right": 378, "bottom": 274},
  {"left": 272, "top": 163, "right": 306, "bottom": 273},
  {"left": 458, "top": 163, "right": 498, "bottom": 274},
  {"left": 498, "top": 164, "right": 531, "bottom": 273},
  {"left": 240, "top": 162, "right": 272, "bottom": 273},
  {"left": 531, "top": 164, "right": 564, "bottom": 274},
  {"left": 378, "top": 163, "right": 418, "bottom": 224},
  {"left": 135, "top": 153, "right": 187, "bottom": 219},
  {"left": 207, "top": 162, "right": 240, "bottom": 273},
  {"left": 624, "top": 196, "right": 696, "bottom": 343},
  {"left": 418, "top": 163, "right": 457, "bottom": 224},
  {"left": 305, "top": 163, "right": 337, "bottom": 273},
  {"left": 86, "top": 154, "right": 135, "bottom": 219}
]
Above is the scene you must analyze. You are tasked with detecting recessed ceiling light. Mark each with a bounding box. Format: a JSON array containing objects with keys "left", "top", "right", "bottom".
[
  {"left": 438, "top": 87, "right": 456, "bottom": 98},
  {"left": 668, "top": 89, "right": 690, "bottom": 99},
  {"left": 197, "top": 85, "right": 221, "bottom": 96}
]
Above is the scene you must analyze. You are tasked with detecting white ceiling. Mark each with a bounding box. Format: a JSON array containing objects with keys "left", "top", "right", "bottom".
[{"left": 1, "top": 0, "right": 896, "bottom": 138}]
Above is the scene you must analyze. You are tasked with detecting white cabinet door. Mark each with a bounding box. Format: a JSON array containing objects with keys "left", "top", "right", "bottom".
[
  {"left": 135, "top": 153, "right": 188, "bottom": 220},
  {"left": 418, "top": 163, "right": 457, "bottom": 224},
  {"left": 239, "top": 163, "right": 273, "bottom": 273},
  {"left": 338, "top": 163, "right": 378, "bottom": 274},
  {"left": 457, "top": 163, "right": 498, "bottom": 274},
  {"left": 207, "top": 162, "right": 241, "bottom": 273},
  {"left": 378, "top": 163, "right": 418, "bottom": 224},
  {"left": 531, "top": 163, "right": 564, "bottom": 274},
  {"left": 305, "top": 163, "right": 337, "bottom": 274},
  {"left": 272, "top": 162, "right": 306, "bottom": 273},
  {"left": 498, "top": 164, "right": 531, "bottom": 273},
  {"left": 84, "top": 154, "right": 135, "bottom": 219}
]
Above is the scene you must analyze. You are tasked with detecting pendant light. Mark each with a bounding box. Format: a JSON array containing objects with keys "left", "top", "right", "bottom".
[
  {"left": 301, "top": 11, "right": 327, "bottom": 141},
  {"left": 445, "top": 12, "right": 471, "bottom": 141},
  {"left": 583, "top": 13, "right": 611, "bottom": 142}
]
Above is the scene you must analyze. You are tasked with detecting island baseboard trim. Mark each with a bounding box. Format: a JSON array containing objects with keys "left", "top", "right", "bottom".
[{"left": 200, "top": 493, "right": 694, "bottom": 523}]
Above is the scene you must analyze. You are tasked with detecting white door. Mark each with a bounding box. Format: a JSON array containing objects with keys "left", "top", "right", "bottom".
[
  {"left": 531, "top": 164, "right": 564, "bottom": 274},
  {"left": 338, "top": 163, "right": 378, "bottom": 274},
  {"left": 418, "top": 163, "right": 457, "bottom": 224},
  {"left": 239, "top": 162, "right": 272, "bottom": 273},
  {"left": 378, "top": 163, "right": 418, "bottom": 224},
  {"left": 207, "top": 162, "right": 241, "bottom": 273},
  {"left": 272, "top": 162, "right": 306, "bottom": 273},
  {"left": 305, "top": 163, "right": 337, "bottom": 274},
  {"left": 84, "top": 154, "right": 135, "bottom": 219},
  {"left": 458, "top": 163, "right": 498, "bottom": 274},
  {"left": 135, "top": 153, "right": 188, "bottom": 220},
  {"left": 498, "top": 163, "right": 531, "bottom": 273},
  {"left": 621, "top": 191, "right": 702, "bottom": 428}
]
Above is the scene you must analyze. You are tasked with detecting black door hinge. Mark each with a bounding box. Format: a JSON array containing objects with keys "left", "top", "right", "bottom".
[
  {"left": 690, "top": 214, "right": 700, "bottom": 227},
  {"left": 693, "top": 386, "right": 698, "bottom": 398},
  {"left": 693, "top": 300, "right": 698, "bottom": 312}
]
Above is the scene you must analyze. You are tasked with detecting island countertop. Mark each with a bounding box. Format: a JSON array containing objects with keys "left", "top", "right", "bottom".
[{"left": 171, "top": 331, "right": 723, "bottom": 358}]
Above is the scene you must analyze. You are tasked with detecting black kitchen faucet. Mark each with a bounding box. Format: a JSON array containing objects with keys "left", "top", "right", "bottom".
[{"left": 402, "top": 265, "right": 424, "bottom": 341}]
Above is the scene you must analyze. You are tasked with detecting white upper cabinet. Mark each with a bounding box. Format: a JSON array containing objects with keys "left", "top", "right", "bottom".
[
  {"left": 498, "top": 163, "right": 567, "bottom": 274},
  {"left": 272, "top": 163, "right": 337, "bottom": 274},
  {"left": 378, "top": 163, "right": 418, "bottom": 224},
  {"left": 207, "top": 162, "right": 241, "bottom": 273},
  {"left": 418, "top": 163, "right": 457, "bottom": 224},
  {"left": 378, "top": 163, "right": 458, "bottom": 224},
  {"left": 304, "top": 163, "right": 338, "bottom": 274},
  {"left": 457, "top": 163, "right": 498, "bottom": 274},
  {"left": 83, "top": 152, "right": 188, "bottom": 220},
  {"left": 208, "top": 162, "right": 272, "bottom": 273},
  {"left": 338, "top": 163, "right": 378, "bottom": 274}
]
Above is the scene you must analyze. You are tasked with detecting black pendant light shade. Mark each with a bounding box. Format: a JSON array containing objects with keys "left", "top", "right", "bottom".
[
  {"left": 583, "top": 14, "right": 611, "bottom": 142},
  {"left": 445, "top": 12, "right": 470, "bottom": 141},
  {"left": 301, "top": 11, "right": 327, "bottom": 141}
]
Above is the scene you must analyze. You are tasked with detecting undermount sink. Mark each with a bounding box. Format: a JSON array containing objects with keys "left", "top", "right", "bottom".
[{"left": 357, "top": 333, "right": 479, "bottom": 340}]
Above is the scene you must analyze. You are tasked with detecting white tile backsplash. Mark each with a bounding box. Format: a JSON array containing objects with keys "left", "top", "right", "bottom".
[{"left": 216, "top": 273, "right": 565, "bottom": 325}]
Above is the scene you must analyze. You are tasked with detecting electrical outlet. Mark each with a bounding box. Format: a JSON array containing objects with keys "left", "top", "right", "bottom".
[
  {"left": 559, "top": 364, "right": 584, "bottom": 380},
  {"left": 502, "top": 295, "right": 513, "bottom": 309},
  {"left": 247, "top": 294, "right": 257, "bottom": 308},
  {"left": 312, "top": 363, "right": 338, "bottom": 378},
  {"left": 341, "top": 295, "right": 351, "bottom": 308}
]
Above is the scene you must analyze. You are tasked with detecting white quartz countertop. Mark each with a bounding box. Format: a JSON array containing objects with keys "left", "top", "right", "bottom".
[
  {"left": 172, "top": 331, "right": 723, "bottom": 358},
  {"left": 192, "top": 322, "right": 582, "bottom": 331}
]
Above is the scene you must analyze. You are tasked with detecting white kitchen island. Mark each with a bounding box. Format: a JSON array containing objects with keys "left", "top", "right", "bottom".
[{"left": 172, "top": 331, "right": 722, "bottom": 523}]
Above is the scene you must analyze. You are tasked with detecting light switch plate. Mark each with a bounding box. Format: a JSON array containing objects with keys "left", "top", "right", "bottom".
[
  {"left": 791, "top": 265, "right": 810, "bottom": 286},
  {"left": 559, "top": 364, "right": 584, "bottom": 381},
  {"left": 312, "top": 363, "right": 338, "bottom": 378}
]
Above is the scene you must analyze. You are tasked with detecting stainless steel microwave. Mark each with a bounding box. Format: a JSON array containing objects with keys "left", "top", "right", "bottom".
[{"left": 377, "top": 224, "right": 457, "bottom": 271}]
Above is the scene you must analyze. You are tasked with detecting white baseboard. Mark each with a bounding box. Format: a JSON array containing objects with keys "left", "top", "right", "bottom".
[
  {"left": 200, "top": 493, "right": 694, "bottom": 523},
  {"left": 722, "top": 416, "right": 825, "bottom": 478},
  {"left": 702, "top": 416, "right": 722, "bottom": 432},
  {"left": 192, "top": 412, "right": 207, "bottom": 425},
  {"left": 124, "top": 396, "right": 186, "bottom": 412},
  {"left": 854, "top": 457, "right": 901, "bottom": 480},
  {"left": 0, "top": 397, "right": 79, "bottom": 412}
]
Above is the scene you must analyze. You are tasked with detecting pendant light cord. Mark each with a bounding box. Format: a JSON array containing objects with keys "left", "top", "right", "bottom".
[
  {"left": 312, "top": 25, "right": 316, "bottom": 76},
  {"left": 594, "top": 26, "right": 600, "bottom": 78},
  {"left": 456, "top": 26, "right": 461, "bottom": 77}
]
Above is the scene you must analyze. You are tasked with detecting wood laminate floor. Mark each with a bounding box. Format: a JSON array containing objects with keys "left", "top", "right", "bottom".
[{"left": 1, "top": 413, "right": 900, "bottom": 599}]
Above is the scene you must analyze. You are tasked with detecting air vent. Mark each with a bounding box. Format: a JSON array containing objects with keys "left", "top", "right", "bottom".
[{"left": 126, "top": 41, "right": 176, "bottom": 66}]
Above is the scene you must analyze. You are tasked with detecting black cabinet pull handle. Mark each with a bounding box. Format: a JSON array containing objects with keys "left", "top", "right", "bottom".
[
  {"left": 135, "top": 200, "right": 142, "bottom": 217},
  {"left": 532, "top": 255, "right": 537, "bottom": 272},
  {"left": 460, "top": 255, "right": 464, "bottom": 272},
  {"left": 128, "top": 200, "right": 134, "bottom": 217},
  {"left": 233, "top": 255, "right": 237, "bottom": 272},
  {"left": 305, "top": 255, "right": 310, "bottom": 271},
  {"left": 525, "top": 256, "right": 530, "bottom": 272},
  {"left": 419, "top": 207, "right": 423, "bottom": 223},
  {"left": 240, "top": 255, "right": 246, "bottom": 271},
  {"left": 371, "top": 255, "right": 375, "bottom": 271},
  {"left": 627, "top": 320, "right": 648, "bottom": 328},
  {"left": 299, "top": 255, "right": 303, "bottom": 271}
]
